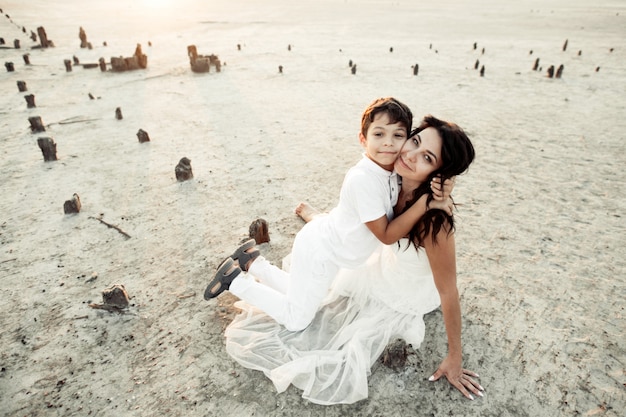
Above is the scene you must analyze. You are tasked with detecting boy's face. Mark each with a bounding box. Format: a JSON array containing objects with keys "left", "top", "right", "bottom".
[{"left": 359, "top": 112, "right": 408, "bottom": 171}]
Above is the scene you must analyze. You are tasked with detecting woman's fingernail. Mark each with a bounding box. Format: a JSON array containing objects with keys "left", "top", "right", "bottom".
[
  {"left": 469, "top": 394, "right": 475, "bottom": 400},
  {"left": 477, "top": 391, "right": 484, "bottom": 397},
  {"left": 479, "top": 385, "right": 484, "bottom": 391},
  {"left": 428, "top": 375, "right": 435, "bottom": 381}
]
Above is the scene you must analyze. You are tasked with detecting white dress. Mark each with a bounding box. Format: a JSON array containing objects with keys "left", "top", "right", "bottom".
[{"left": 224, "top": 239, "right": 441, "bottom": 405}]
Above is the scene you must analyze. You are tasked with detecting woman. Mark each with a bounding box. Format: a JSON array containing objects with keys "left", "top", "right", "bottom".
[{"left": 224, "top": 115, "right": 483, "bottom": 405}]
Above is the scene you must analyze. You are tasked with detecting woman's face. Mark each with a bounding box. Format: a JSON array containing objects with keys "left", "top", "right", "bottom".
[{"left": 394, "top": 127, "right": 443, "bottom": 184}]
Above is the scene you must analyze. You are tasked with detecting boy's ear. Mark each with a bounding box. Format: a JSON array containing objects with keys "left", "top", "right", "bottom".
[{"left": 358, "top": 132, "right": 367, "bottom": 146}]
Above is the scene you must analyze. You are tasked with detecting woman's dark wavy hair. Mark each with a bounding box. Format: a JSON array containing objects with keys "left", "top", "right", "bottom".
[{"left": 400, "top": 115, "right": 475, "bottom": 249}]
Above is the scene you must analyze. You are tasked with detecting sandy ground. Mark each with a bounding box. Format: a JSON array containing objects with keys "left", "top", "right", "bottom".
[{"left": 0, "top": 0, "right": 625, "bottom": 416}]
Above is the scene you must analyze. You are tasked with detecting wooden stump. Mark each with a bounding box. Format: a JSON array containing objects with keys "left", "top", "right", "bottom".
[
  {"left": 102, "top": 284, "right": 130, "bottom": 309},
  {"left": 381, "top": 339, "right": 409, "bottom": 370},
  {"left": 13, "top": 38, "right": 20, "bottom": 49},
  {"left": 37, "top": 137, "right": 57, "bottom": 161},
  {"left": 29, "top": 116, "right": 45, "bottom": 132},
  {"left": 351, "top": 64, "right": 357, "bottom": 75},
  {"left": 79, "top": 26, "right": 87, "bottom": 48},
  {"left": 115, "top": 107, "right": 123, "bottom": 120},
  {"left": 136, "top": 129, "right": 150, "bottom": 143},
  {"left": 63, "top": 193, "right": 81, "bottom": 214},
  {"left": 214, "top": 59, "right": 221, "bottom": 72},
  {"left": 249, "top": 218, "right": 270, "bottom": 244},
  {"left": 24, "top": 94, "right": 36, "bottom": 108},
  {"left": 37, "top": 26, "right": 49, "bottom": 48},
  {"left": 22, "top": 53, "right": 30, "bottom": 65},
  {"left": 64, "top": 59, "right": 72, "bottom": 72},
  {"left": 187, "top": 44, "right": 198, "bottom": 62},
  {"left": 278, "top": 65, "right": 283, "bottom": 74},
  {"left": 474, "top": 59, "right": 479, "bottom": 70},
  {"left": 73, "top": 55, "right": 79, "bottom": 65},
  {"left": 413, "top": 64, "right": 419, "bottom": 76},
  {"left": 5, "top": 61, "right": 14, "bottom": 72},
  {"left": 30, "top": 30, "right": 36, "bottom": 42},
  {"left": 89, "top": 284, "right": 130, "bottom": 312},
  {"left": 0, "top": 37, "right": 4, "bottom": 45},
  {"left": 562, "top": 39, "right": 568, "bottom": 52},
  {"left": 480, "top": 65, "right": 485, "bottom": 77},
  {"left": 175, "top": 157, "right": 193, "bottom": 181},
  {"left": 17, "top": 80, "right": 27, "bottom": 92},
  {"left": 555, "top": 64, "right": 564, "bottom": 78},
  {"left": 533, "top": 57, "right": 540, "bottom": 71},
  {"left": 111, "top": 56, "right": 126, "bottom": 71},
  {"left": 547, "top": 65, "right": 555, "bottom": 78},
  {"left": 98, "top": 57, "right": 106, "bottom": 71}
]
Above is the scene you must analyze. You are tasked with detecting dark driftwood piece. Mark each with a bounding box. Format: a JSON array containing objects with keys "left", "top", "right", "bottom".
[
  {"left": 63, "top": 193, "right": 81, "bottom": 214},
  {"left": 89, "top": 284, "right": 130, "bottom": 312},
  {"left": 249, "top": 218, "right": 270, "bottom": 244},
  {"left": 24, "top": 94, "right": 35, "bottom": 108},
  {"left": 37, "top": 137, "right": 57, "bottom": 161},
  {"left": 29, "top": 116, "right": 45, "bottom": 132},
  {"left": 175, "top": 157, "right": 193, "bottom": 181},
  {"left": 17, "top": 80, "right": 27, "bottom": 92},
  {"left": 115, "top": 107, "right": 123, "bottom": 120},
  {"left": 136, "top": 129, "right": 150, "bottom": 143},
  {"left": 89, "top": 216, "right": 131, "bottom": 239}
]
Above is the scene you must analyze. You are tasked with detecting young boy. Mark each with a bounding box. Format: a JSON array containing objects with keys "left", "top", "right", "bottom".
[{"left": 204, "top": 97, "right": 451, "bottom": 331}]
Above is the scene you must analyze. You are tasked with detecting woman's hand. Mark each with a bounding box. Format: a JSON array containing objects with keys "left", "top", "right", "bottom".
[{"left": 429, "top": 354, "right": 484, "bottom": 400}]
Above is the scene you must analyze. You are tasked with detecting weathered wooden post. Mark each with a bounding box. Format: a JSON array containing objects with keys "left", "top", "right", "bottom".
[
  {"left": 175, "top": 157, "right": 193, "bottom": 181},
  {"left": 480, "top": 65, "right": 485, "bottom": 77},
  {"left": 0, "top": 37, "right": 4, "bottom": 45},
  {"left": 115, "top": 107, "right": 123, "bottom": 120},
  {"left": 555, "top": 64, "right": 564, "bottom": 78},
  {"left": 5, "top": 61, "right": 14, "bottom": 72},
  {"left": 98, "top": 57, "right": 106, "bottom": 71},
  {"left": 30, "top": 30, "right": 36, "bottom": 42},
  {"left": 63, "top": 193, "right": 81, "bottom": 214},
  {"left": 533, "top": 57, "right": 540, "bottom": 71},
  {"left": 17, "top": 80, "right": 27, "bottom": 92},
  {"left": 29, "top": 116, "right": 45, "bottom": 132},
  {"left": 37, "top": 26, "right": 48, "bottom": 48},
  {"left": 562, "top": 39, "right": 568, "bottom": 52},
  {"left": 37, "top": 137, "right": 57, "bottom": 161},
  {"left": 474, "top": 59, "right": 479, "bottom": 70},
  {"left": 136, "top": 129, "right": 150, "bottom": 143},
  {"left": 351, "top": 64, "right": 357, "bottom": 75},
  {"left": 24, "top": 94, "right": 36, "bottom": 108},
  {"left": 79, "top": 26, "right": 88, "bottom": 48},
  {"left": 547, "top": 65, "right": 554, "bottom": 78},
  {"left": 22, "top": 54, "right": 30, "bottom": 65},
  {"left": 64, "top": 59, "right": 72, "bottom": 72},
  {"left": 413, "top": 64, "right": 418, "bottom": 76},
  {"left": 13, "top": 38, "right": 20, "bottom": 49},
  {"left": 73, "top": 55, "right": 79, "bottom": 65},
  {"left": 278, "top": 65, "right": 283, "bottom": 73}
]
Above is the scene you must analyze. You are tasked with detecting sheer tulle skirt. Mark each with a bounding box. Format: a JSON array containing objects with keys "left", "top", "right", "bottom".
[{"left": 224, "top": 240, "right": 440, "bottom": 405}]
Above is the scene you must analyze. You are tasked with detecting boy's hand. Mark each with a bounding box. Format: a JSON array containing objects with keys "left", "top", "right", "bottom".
[{"left": 431, "top": 176, "right": 455, "bottom": 201}]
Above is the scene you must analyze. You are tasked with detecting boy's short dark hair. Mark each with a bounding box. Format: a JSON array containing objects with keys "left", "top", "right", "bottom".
[{"left": 360, "top": 97, "right": 413, "bottom": 136}]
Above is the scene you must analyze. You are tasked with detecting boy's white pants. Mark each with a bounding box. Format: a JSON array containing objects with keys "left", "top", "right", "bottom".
[{"left": 229, "top": 222, "right": 339, "bottom": 331}]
